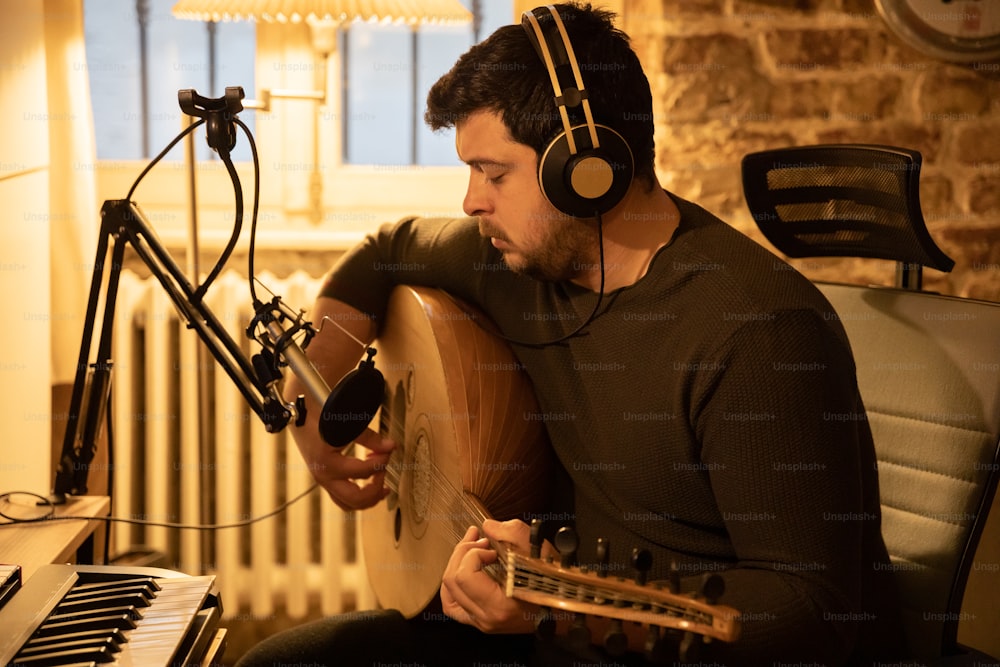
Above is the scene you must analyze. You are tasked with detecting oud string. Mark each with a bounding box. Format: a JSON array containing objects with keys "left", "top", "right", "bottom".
[{"left": 357, "top": 407, "right": 517, "bottom": 580}]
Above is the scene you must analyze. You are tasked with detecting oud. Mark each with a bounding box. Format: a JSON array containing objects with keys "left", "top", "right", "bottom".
[{"left": 358, "top": 286, "right": 741, "bottom": 657}]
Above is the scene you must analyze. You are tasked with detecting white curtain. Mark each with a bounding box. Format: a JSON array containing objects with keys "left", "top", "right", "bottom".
[{"left": 44, "top": 0, "right": 98, "bottom": 385}]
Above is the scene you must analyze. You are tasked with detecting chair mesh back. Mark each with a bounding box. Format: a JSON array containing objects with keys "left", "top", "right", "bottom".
[{"left": 742, "top": 144, "right": 954, "bottom": 272}]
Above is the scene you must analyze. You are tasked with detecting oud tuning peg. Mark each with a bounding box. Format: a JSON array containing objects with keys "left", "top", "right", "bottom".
[
  {"left": 644, "top": 625, "right": 671, "bottom": 664},
  {"left": 631, "top": 548, "right": 653, "bottom": 586},
  {"left": 595, "top": 537, "right": 610, "bottom": 578},
  {"left": 698, "top": 572, "right": 725, "bottom": 604},
  {"left": 678, "top": 630, "right": 702, "bottom": 663},
  {"left": 553, "top": 526, "right": 579, "bottom": 568},
  {"left": 529, "top": 519, "right": 544, "bottom": 559},
  {"left": 667, "top": 560, "right": 681, "bottom": 593},
  {"left": 567, "top": 613, "right": 591, "bottom": 652},
  {"left": 603, "top": 618, "right": 628, "bottom": 657},
  {"left": 534, "top": 610, "right": 556, "bottom": 642},
  {"left": 592, "top": 538, "right": 610, "bottom": 606}
]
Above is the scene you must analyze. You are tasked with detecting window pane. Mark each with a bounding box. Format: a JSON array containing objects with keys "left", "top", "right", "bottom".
[
  {"left": 344, "top": 0, "right": 513, "bottom": 166},
  {"left": 343, "top": 23, "right": 413, "bottom": 165},
  {"left": 415, "top": 26, "right": 472, "bottom": 166},
  {"left": 84, "top": 0, "right": 255, "bottom": 163},
  {"left": 477, "top": 0, "right": 518, "bottom": 40},
  {"left": 205, "top": 21, "right": 256, "bottom": 162},
  {"left": 85, "top": 3, "right": 142, "bottom": 160}
]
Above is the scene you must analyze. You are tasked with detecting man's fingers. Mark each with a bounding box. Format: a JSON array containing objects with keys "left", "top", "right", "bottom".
[
  {"left": 441, "top": 539, "right": 495, "bottom": 628},
  {"left": 323, "top": 475, "right": 389, "bottom": 511},
  {"left": 482, "top": 518, "right": 529, "bottom": 545},
  {"left": 353, "top": 428, "right": 396, "bottom": 454},
  {"left": 318, "top": 452, "right": 390, "bottom": 480}
]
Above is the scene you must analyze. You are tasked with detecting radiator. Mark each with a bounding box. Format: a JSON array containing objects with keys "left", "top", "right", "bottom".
[{"left": 109, "top": 269, "right": 374, "bottom": 620}]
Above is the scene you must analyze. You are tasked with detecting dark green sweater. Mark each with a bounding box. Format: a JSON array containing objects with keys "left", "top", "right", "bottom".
[{"left": 320, "top": 195, "right": 905, "bottom": 664}]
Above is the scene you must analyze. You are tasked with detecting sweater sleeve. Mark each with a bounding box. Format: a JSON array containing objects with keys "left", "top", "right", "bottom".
[
  {"left": 692, "top": 308, "right": 879, "bottom": 665},
  {"left": 318, "top": 216, "right": 490, "bottom": 326}
]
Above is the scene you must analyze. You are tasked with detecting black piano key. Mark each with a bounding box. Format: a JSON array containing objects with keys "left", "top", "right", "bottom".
[
  {"left": 34, "top": 610, "right": 139, "bottom": 637},
  {"left": 0, "top": 564, "right": 22, "bottom": 610},
  {"left": 66, "top": 579, "right": 159, "bottom": 600},
  {"left": 22, "top": 627, "right": 125, "bottom": 648},
  {"left": 70, "top": 576, "right": 160, "bottom": 595},
  {"left": 9, "top": 642, "right": 116, "bottom": 665},
  {"left": 41, "top": 605, "right": 144, "bottom": 631},
  {"left": 56, "top": 590, "right": 154, "bottom": 614},
  {"left": 18, "top": 633, "right": 122, "bottom": 662}
]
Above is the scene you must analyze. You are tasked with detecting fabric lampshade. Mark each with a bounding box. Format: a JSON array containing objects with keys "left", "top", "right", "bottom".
[{"left": 172, "top": 0, "right": 473, "bottom": 25}]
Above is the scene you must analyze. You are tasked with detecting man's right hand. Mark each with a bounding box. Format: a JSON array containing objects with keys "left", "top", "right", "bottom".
[
  {"left": 283, "top": 296, "right": 393, "bottom": 511},
  {"left": 294, "top": 425, "right": 395, "bottom": 511}
]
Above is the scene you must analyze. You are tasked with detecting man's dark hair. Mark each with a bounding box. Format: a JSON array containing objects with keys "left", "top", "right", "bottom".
[{"left": 425, "top": 2, "right": 656, "bottom": 188}]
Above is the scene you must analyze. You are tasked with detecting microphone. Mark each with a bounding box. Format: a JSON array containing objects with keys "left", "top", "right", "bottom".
[{"left": 256, "top": 301, "right": 385, "bottom": 448}]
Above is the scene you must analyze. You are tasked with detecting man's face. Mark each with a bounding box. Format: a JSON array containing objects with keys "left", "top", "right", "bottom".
[{"left": 456, "top": 110, "right": 595, "bottom": 282}]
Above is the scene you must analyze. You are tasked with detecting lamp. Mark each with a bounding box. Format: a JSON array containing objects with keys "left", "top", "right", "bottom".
[
  {"left": 171, "top": 0, "right": 473, "bottom": 24},
  {"left": 172, "top": 0, "right": 472, "bottom": 107},
  {"left": 172, "top": 0, "right": 472, "bottom": 222}
]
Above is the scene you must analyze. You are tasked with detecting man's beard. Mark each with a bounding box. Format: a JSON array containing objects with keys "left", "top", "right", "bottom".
[{"left": 493, "top": 219, "right": 598, "bottom": 283}]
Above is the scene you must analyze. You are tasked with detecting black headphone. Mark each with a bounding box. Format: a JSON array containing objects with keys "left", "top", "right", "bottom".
[{"left": 521, "top": 5, "right": 635, "bottom": 218}]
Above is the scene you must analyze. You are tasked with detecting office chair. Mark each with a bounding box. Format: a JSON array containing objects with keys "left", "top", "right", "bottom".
[
  {"left": 740, "top": 143, "right": 955, "bottom": 289},
  {"left": 742, "top": 144, "right": 1000, "bottom": 663}
]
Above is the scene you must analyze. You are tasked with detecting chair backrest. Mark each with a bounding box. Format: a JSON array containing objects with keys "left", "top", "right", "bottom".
[
  {"left": 816, "top": 283, "right": 1000, "bottom": 660},
  {"left": 741, "top": 144, "right": 955, "bottom": 289}
]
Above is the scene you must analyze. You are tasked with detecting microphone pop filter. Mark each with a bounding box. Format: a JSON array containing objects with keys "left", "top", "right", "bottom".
[{"left": 317, "top": 357, "right": 385, "bottom": 448}]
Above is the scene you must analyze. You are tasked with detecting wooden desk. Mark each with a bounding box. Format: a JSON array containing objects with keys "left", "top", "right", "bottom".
[{"left": 0, "top": 495, "right": 110, "bottom": 581}]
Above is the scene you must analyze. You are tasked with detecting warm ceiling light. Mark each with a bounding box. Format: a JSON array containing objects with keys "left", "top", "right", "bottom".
[{"left": 171, "top": 0, "right": 473, "bottom": 26}]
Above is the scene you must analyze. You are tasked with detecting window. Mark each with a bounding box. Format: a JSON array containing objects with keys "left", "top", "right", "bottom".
[
  {"left": 84, "top": 0, "right": 255, "bottom": 162},
  {"left": 84, "top": 0, "right": 512, "bottom": 166},
  {"left": 343, "top": 1, "right": 513, "bottom": 165}
]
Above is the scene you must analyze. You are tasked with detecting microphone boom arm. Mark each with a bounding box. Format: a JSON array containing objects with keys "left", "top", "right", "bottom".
[
  {"left": 51, "top": 198, "right": 294, "bottom": 501},
  {"left": 52, "top": 86, "right": 384, "bottom": 501}
]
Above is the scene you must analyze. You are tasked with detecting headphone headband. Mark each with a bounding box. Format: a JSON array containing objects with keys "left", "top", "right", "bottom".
[
  {"left": 521, "top": 5, "right": 601, "bottom": 154},
  {"left": 520, "top": 4, "right": 635, "bottom": 218}
]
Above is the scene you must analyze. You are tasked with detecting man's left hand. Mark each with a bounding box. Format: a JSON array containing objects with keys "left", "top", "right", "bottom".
[{"left": 439, "top": 519, "right": 540, "bottom": 634}]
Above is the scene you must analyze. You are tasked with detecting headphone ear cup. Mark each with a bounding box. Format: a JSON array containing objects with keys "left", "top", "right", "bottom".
[{"left": 538, "top": 123, "right": 635, "bottom": 218}]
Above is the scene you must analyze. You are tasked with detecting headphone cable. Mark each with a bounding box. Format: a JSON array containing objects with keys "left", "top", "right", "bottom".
[{"left": 484, "top": 210, "right": 607, "bottom": 349}]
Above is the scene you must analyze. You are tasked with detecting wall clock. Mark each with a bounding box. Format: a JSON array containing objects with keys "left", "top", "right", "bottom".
[{"left": 874, "top": 0, "right": 1000, "bottom": 63}]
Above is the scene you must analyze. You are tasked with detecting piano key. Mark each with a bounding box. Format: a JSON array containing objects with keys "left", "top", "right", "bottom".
[
  {"left": 8, "top": 642, "right": 117, "bottom": 665},
  {"left": 55, "top": 590, "right": 153, "bottom": 614},
  {"left": 64, "top": 580, "right": 159, "bottom": 604},
  {"left": 41, "top": 604, "right": 144, "bottom": 628},
  {"left": 21, "top": 628, "right": 127, "bottom": 651},
  {"left": 95, "top": 575, "right": 220, "bottom": 666},
  {"left": 0, "top": 563, "right": 22, "bottom": 609},
  {"left": 15, "top": 634, "right": 121, "bottom": 662},
  {"left": 35, "top": 610, "right": 140, "bottom": 636},
  {"left": 69, "top": 577, "right": 160, "bottom": 597}
]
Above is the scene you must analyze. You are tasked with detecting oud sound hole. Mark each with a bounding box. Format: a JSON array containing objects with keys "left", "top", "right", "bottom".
[
  {"left": 394, "top": 507, "right": 402, "bottom": 542},
  {"left": 410, "top": 432, "right": 432, "bottom": 523}
]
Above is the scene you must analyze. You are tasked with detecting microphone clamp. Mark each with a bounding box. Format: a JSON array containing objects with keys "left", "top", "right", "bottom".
[{"left": 246, "top": 295, "right": 385, "bottom": 448}]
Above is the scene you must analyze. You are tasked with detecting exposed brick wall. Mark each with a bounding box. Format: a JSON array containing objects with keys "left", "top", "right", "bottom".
[{"left": 623, "top": 0, "right": 1000, "bottom": 300}]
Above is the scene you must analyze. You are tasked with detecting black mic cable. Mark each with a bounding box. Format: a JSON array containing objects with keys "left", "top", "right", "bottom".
[{"left": 483, "top": 209, "right": 607, "bottom": 349}]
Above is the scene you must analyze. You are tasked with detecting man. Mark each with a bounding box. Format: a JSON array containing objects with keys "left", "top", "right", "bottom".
[{"left": 237, "top": 3, "right": 904, "bottom": 665}]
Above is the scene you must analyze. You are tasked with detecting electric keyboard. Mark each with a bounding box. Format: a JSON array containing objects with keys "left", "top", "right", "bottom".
[{"left": 0, "top": 563, "right": 225, "bottom": 666}]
